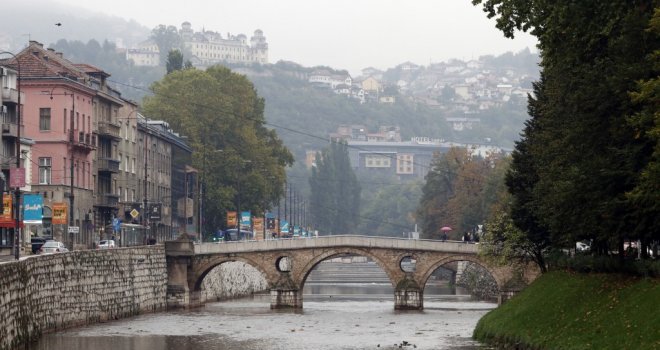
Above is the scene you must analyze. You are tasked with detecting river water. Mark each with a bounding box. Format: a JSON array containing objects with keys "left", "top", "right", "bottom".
[{"left": 30, "top": 281, "right": 494, "bottom": 350}]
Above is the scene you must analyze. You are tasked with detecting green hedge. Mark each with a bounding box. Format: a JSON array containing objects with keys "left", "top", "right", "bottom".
[
  {"left": 473, "top": 271, "right": 660, "bottom": 349},
  {"left": 546, "top": 252, "right": 660, "bottom": 277}
]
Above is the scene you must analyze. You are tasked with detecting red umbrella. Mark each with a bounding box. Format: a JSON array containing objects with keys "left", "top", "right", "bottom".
[{"left": 440, "top": 226, "right": 452, "bottom": 231}]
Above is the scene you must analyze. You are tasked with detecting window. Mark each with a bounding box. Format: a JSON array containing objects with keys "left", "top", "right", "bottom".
[
  {"left": 132, "top": 158, "right": 136, "bottom": 174},
  {"left": 39, "top": 157, "right": 52, "bottom": 184},
  {"left": 125, "top": 156, "right": 129, "bottom": 172},
  {"left": 396, "top": 154, "right": 414, "bottom": 175},
  {"left": 39, "top": 108, "right": 51, "bottom": 131},
  {"left": 365, "top": 155, "right": 391, "bottom": 168}
]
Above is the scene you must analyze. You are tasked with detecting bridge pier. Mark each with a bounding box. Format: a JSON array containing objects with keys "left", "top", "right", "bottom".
[
  {"left": 165, "top": 238, "right": 202, "bottom": 309},
  {"left": 394, "top": 275, "right": 423, "bottom": 310},
  {"left": 270, "top": 272, "right": 302, "bottom": 309}
]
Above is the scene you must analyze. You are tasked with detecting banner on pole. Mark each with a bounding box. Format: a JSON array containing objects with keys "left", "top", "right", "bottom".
[
  {"left": 0, "top": 194, "right": 12, "bottom": 225},
  {"left": 227, "top": 211, "right": 237, "bottom": 227},
  {"left": 23, "top": 194, "right": 43, "bottom": 224},
  {"left": 52, "top": 202, "right": 67, "bottom": 225}
]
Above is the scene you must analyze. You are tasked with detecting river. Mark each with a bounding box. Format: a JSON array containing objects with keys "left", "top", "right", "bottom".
[{"left": 29, "top": 265, "right": 495, "bottom": 349}]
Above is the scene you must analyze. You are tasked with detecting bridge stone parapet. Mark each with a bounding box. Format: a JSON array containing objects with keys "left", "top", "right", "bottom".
[{"left": 168, "top": 236, "right": 539, "bottom": 311}]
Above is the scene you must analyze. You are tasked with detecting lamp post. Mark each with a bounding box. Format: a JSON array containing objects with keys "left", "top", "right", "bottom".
[
  {"left": 235, "top": 159, "right": 251, "bottom": 241},
  {"left": 1, "top": 51, "right": 21, "bottom": 260},
  {"left": 48, "top": 88, "right": 75, "bottom": 248}
]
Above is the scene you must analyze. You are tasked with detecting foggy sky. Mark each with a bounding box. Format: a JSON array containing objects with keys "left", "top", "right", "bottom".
[{"left": 52, "top": 0, "right": 538, "bottom": 75}]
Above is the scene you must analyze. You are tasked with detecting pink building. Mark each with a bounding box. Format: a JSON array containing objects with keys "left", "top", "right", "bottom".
[{"left": 8, "top": 41, "right": 99, "bottom": 246}]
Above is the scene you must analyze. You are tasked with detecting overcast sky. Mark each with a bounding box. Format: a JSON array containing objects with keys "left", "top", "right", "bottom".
[{"left": 54, "top": 0, "right": 538, "bottom": 75}]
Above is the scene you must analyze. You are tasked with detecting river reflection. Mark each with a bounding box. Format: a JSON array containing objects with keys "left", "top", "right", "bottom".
[{"left": 31, "top": 282, "right": 494, "bottom": 350}]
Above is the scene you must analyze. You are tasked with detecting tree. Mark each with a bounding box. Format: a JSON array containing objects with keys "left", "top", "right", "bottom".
[
  {"left": 151, "top": 24, "right": 182, "bottom": 65},
  {"left": 309, "top": 141, "right": 361, "bottom": 235},
  {"left": 143, "top": 66, "right": 293, "bottom": 233},
  {"left": 626, "top": 8, "right": 660, "bottom": 257},
  {"left": 166, "top": 49, "right": 183, "bottom": 74},
  {"left": 357, "top": 180, "right": 423, "bottom": 237},
  {"left": 417, "top": 148, "right": 507, "bottom": 240},
  {"left": 473, "top": 0, "right": 658, "bottom": 257}
]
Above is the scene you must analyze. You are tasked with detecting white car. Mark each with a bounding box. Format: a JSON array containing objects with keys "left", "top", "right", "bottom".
[
  {"left": 39, "top": 241, "right": 69, "bottom": 254},
  {"left": 576, "top": 241, "right": 591, "bottom": 252},
  {"left": 98, "top": 240, "right": 116, "bottom": 249}
]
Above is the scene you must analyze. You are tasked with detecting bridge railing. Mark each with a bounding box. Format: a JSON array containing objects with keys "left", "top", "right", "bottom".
[{"left": 193, "top": 235, "right": 479, "bottom": 255}]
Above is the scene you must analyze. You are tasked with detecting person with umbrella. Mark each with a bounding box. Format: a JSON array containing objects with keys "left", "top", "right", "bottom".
[{"left": 440, "top": 226, "right": 452, "bottom": 241}]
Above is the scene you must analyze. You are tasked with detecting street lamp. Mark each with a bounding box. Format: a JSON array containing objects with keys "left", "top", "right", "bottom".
[
  {"left": 1, "top": 51, "right": 22, "bottom": 260},
  {"left": 236, "top": 160, "right": 251, "bottom": 241},
  {"left": 47, "top": 88, "right": 76, "bottom": 249}
]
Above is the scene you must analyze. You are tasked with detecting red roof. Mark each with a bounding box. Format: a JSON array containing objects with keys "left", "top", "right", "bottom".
[{"left": 0, "top": 41, "right": 88, "bottom": 80}]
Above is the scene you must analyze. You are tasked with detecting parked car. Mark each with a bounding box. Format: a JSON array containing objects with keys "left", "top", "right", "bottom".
[
  {"left": 576, "top": 241, "right": 591, "bottom": 252},
  {"left": 98, "top": 240, "right": 116, "bottom": 249},
  {"left": 30, "top": 236, "right": 53, "bottom": 254},
  {"left": 39, "top": 241, "right": 69, "bottom": 254}
]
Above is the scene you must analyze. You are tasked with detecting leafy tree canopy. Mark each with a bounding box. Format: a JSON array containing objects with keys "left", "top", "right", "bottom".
[{"left": 143, "top": 66, "right": 294, "bottom": 233}]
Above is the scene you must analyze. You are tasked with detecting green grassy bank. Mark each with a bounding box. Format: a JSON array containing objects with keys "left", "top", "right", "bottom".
[{"left": 473, "top": 271, "right": 660, "bottom": 349}]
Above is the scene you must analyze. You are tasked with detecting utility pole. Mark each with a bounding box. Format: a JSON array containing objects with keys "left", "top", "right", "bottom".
[
  {"left": 143, "top": 133, "right": 148, "bottom": 242},
  {"left": 68, "top": 91, "right": 75, "bottom": 249}
]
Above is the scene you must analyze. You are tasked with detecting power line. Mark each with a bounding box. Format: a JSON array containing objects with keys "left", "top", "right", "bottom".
[{"left": 107, "top": 77, "right": 496, "bottom": 183}]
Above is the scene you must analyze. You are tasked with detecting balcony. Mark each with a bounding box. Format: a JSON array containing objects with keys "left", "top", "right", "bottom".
[
  {"left": 97, "top": 157, "right": 120, "bottom": 174},
  {"left": 96, "top": 193, "right": 119, "bottom": 208},
  {"left": 1, "top": 87, "right": 19, "bottom": 104},
  {"left": 71, "top": 130, "right": 95, "bottom": 152},
  {"left": 97, "top": 120, "right": 121, "bottom": 140},
  {"left": 1, "top": 122, "right": 23, "bottom": 138}
]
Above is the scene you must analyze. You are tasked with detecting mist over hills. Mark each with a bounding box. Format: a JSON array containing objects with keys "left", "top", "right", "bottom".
[
  {"left": 0, "top": 0, "right": 149, "bottom": 51},
  {"left": 3, "top": 1, "right": 538, "bottom": 156}
]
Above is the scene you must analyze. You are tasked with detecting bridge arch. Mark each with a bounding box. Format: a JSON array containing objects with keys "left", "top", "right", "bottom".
[
  {"left": 192, "top": 256, "right": 272, "bottom": 292},
  {"left": 297, "top": 248, "right": 397, "bottom": 290},
  {"left": 418, "top": 254, "right": 505, "bottom": 292}
]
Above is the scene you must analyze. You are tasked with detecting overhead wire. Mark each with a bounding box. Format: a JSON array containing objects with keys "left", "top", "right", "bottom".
[{"left": 107, "top": 77, "right": 497, "bottom": 183}]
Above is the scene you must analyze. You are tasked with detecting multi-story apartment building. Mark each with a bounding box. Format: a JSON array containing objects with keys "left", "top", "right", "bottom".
[
  {"left": 135, "top": 119, "right": 194, "bottom": 242},
  {"left": 328, "top": 125, "right": 503, "bottom": 181},
  {"left": 0, "top": 41, "right": 194, "bottom": 253},
  {"left": 5, "top": 42, "right": 98, "bottom": 249},
  {"left": 0, "top": 63, "right": 33, "bottom": 257}
]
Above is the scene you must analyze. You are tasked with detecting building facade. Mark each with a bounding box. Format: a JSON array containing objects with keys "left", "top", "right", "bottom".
[
  {"left": 0, "top": 41, "right": 195, "bottom": 254},
  {"left": 180, "top": 22, "right": 268, "bottom": 68}
]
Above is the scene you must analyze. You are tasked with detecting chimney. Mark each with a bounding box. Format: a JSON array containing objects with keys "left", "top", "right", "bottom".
[
  {"left": 29, "top": 40, "right": 43, "bottom": 48},
  {"left": 47, "top": 48, "right": 55, "bottom": 52},
  {"left": 55, "top": 52, "right": 63, "bottom": 58}
]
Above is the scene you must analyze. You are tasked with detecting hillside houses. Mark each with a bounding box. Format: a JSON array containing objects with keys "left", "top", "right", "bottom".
[{"left": 305, "top": 51, "right": 537, "bottom": 131}]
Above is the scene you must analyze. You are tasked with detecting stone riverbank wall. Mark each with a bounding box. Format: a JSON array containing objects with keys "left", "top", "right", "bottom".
[{"left": 0, "top": 247, "right": 167, "bottom": 350}]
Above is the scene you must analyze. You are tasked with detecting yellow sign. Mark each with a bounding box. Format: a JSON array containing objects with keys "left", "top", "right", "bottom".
[
  {"left": 0, "top": 194, "right": 12, "bottom": 223},
  {"left": 130, "top": 208, "right": 140, "bottom": 219},
  {"left": 52, "top": 202, "right": 67, "bottom": 225},
  {"left": 227, "top": 211, "right": 237, "bottom": 227},
  {"left": 253, "top": 218, "right": 264, "bottom": 240}
]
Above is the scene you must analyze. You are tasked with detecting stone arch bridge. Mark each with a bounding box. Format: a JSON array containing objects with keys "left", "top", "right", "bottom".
[{"left": 165, "top": 236, "right": 539, "bottom": 310}]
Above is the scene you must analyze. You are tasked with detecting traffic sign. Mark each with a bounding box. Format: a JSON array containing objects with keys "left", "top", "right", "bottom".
[
  {"left": 130, "top": 208, "right": 140, "bottom": 219},
  {"left": 68, "top": 226, "right": 79, "bottom": 234}
]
